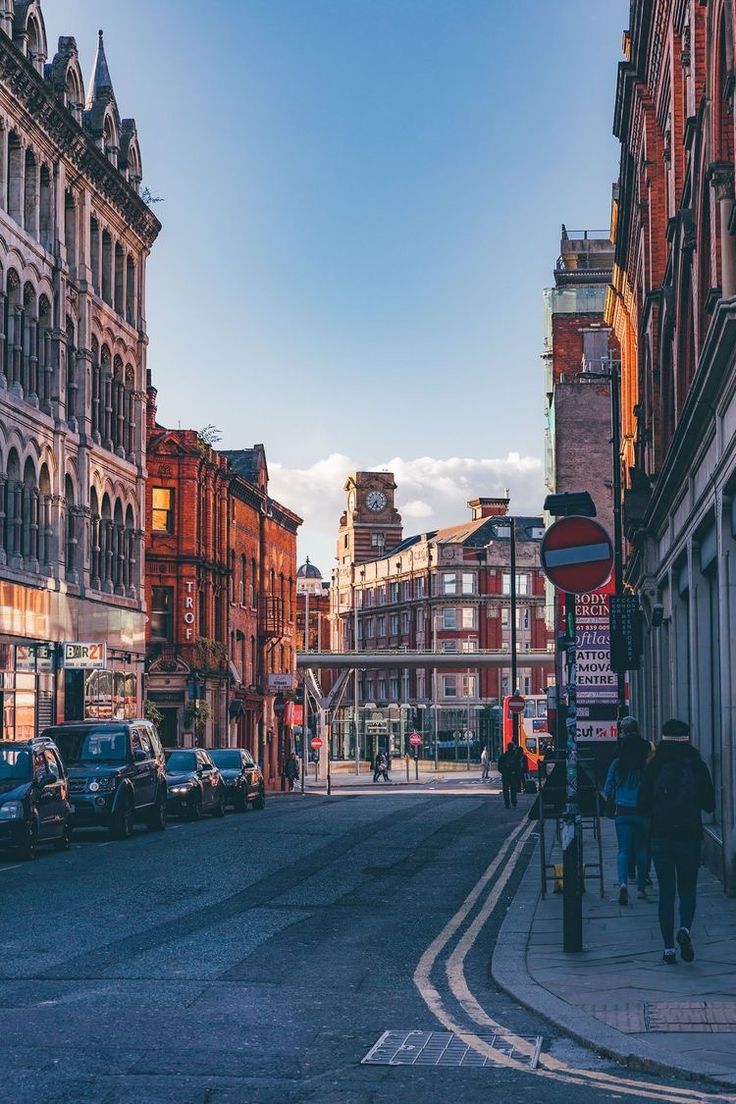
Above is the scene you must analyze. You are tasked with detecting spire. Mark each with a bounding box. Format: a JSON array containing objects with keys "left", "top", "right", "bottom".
[{"left": 85, "top": 29, "right": 114, "bottom": 110}]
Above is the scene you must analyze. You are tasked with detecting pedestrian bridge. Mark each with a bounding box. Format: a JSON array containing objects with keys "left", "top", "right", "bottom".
[{"left": 296, "top": 650, "right": 554, "bottom": 669}]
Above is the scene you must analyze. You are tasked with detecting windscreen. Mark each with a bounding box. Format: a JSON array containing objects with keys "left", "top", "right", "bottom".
[{"left": 48, "top": 727, "right": 127, "bottom": 765}]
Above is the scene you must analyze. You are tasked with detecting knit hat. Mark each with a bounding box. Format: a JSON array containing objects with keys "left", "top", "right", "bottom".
[
  {"left": 661, "top": 718, "right": 690, "bottom": 741},
  {"left": 619, "top": 716, "right": 639, "bottom": 736}
]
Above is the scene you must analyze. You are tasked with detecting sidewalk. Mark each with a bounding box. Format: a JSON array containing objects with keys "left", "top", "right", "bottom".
[
  {"left": 303, "top": 764, "right": 501, "bottom": 790},
  {"left": 492, "top": 817, "right": 736, "bottom": 1087}
]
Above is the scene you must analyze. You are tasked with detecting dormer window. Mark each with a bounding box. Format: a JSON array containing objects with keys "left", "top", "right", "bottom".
[{"left": 103, "top": 112, "right": 119, "bottom": 166}]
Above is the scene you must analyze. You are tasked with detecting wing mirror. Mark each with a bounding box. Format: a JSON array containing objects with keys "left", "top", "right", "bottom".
[
  {"left": 36, "top": 772, "right": 56, "bottom": 788},
  {"left": 133, "top": 749, "right": 148, "bottom": 763}
]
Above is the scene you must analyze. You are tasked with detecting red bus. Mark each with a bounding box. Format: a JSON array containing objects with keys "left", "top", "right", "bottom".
[{"left": 502, "top": 694, "right": 554, "bottom": 772}]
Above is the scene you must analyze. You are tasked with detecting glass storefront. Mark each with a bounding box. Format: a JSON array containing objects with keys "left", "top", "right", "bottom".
[{"left": 0, "top": 642, "right": 57, "bottom": 740}]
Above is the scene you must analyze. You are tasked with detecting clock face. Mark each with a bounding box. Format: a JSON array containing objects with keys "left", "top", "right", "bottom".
[{"left": 366, "top": 490, "right": 387, "bottom": 513}]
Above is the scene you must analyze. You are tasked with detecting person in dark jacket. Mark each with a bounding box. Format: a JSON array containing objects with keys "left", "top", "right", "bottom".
[
  {"left": 283, "top": 753, "right": 299, "bottom": 792},
  {"left": 498, "top": 738, "right": 524, "bottom": 809},
  {"left": 638, "top": 718, "right": 715, "bottom": 965}
]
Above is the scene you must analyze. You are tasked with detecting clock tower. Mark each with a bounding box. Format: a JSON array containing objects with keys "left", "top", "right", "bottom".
[{"left": 336, "top": 471, "right": 403, "bottom": 564}]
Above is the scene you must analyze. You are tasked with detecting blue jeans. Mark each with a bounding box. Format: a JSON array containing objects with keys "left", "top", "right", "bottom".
[
  {"left": 651, "top": 837, "right": 701, "bottom": 947},
  {"left": 614, "top": 813, "right": 650, "bottom": 890}
]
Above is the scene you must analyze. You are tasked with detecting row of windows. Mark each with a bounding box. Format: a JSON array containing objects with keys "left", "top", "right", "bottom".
[
  {"left": 363, "top": 674, "right": 478, "bottom": 702},
  {"left": 356, "top": 571, "right": 532, "bottom": 607}
]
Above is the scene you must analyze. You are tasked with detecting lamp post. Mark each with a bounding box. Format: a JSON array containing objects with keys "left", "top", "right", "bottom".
[
  {"left": 301, "top": 582, "right": 310, "bottom": 795},
  {"left": 509, "top": 516, "right": 519, "bottom": 745}
]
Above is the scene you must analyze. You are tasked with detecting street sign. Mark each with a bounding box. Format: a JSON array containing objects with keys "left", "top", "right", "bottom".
[
  {"left": 310, "top": 736, "right": 323, "bottom": 750},
  {"left": 464, "top": 730, "right": 474, "bottom": 740},
  {"left": 507, "top": 693, "right": 526, "bottom": 715},
  {"left": 540, "top": 516, "right": 613, "bottom": 594},
  {"left": 609, "top": 595, "right": 643, "bottom": 673},
  {"left": 409, "top": 732, "right": 422, "bottom": 748}
]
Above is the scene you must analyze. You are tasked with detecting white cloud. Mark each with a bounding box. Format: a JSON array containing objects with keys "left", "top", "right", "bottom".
[{"left": 268, "top": 451, "right": 546, "bottom": 574}]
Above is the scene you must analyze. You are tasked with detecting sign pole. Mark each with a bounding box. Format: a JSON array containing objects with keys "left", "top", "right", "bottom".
[
  {"left": 510, "top": 517, "right": 519, "bottom": 746},
  {"left": 562, "top": 592, "right": 583, "bottom": 953}
]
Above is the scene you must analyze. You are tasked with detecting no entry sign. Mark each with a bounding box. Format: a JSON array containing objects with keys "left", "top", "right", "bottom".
[
  {"left": 541, "top": 516, "right": 613, "bottom": 594},
  {"left": 409, "top": 732, "right": 422, "bottom": 747},
  {"left": 310, "top": 736, "right": 323, "bottom": 750},
  {"left": 507, "top": 694, "right": 526, "bottom": 716}
]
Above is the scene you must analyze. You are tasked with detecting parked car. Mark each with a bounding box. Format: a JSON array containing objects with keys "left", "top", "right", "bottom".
[
  {"left": 164, "top": 748, "right": 225, "bottom": 820},
  {"left": 209, "top": 748, "right": 266, "bottom": 811},
  {"left": 42, "top": 720, "right": 168, "bottom": 838},
  {"left": 0, "top": 737, "right": 72, "bottom": 860}
]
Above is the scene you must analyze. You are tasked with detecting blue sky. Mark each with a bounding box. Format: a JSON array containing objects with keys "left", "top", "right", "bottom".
[{"left": 46, "top": 1, "right": 628, "bottom": 568}]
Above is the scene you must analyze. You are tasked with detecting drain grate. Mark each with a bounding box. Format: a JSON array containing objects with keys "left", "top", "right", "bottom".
[{"left": 362, "top": 1030, "right": 543, "bottom": 1069}]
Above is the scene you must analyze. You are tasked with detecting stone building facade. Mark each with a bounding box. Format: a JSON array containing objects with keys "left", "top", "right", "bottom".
[
  {"left": 608, "top": 0, "right": 736, "bottom": 890},
  {"left": 0, "top": 5, "right": 159, "bottom": 738},
  {"left": 330, "top": 473, "right": 554, "bottom": 760}
]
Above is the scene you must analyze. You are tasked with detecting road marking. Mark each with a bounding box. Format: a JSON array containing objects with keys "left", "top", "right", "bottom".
[
  {"left": 414, "top": 822, "right": 735, "bottom": 1104},
  {"left": 0, "top": 865, "right": 21, "bottom": 873}
]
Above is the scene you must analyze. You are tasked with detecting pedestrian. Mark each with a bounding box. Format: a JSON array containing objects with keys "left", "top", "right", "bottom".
[
  {"left": 284, "top": 752, "right": 299, "bottom": 792},
  {"left": 373, "top": 750, "right": 389, "bottom": 783},
  {"left": 480, "top": 746, "right": 490, "bottom": 781},
  {"left": 603, "top": 716, "right": 651, "bottom": 905},
  {"left": 638, "top": 719, "right": 715, "bottom": 965},
  {"left": 373, "top": 751, "right": 382, "bottom": 783},
  {"left": 498, "top": 738, "right": 523, "bottom": 809}
]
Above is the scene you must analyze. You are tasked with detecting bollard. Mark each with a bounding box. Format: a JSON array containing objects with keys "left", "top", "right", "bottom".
[
  {"left": 414, "top": 753, "right": 419, "bottom": 781},
  {"left": 405, "top": 753, "right": 410, "bottom": 782}
]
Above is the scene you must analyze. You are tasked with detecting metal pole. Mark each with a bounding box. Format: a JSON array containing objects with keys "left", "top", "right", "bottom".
[
  {"left": 432, "top": 608, "right": 439, "bottom": 771},
  {"left": 562, "top": 591, "right": 583, "bottom": 952},
  {"left": 301, "top": 588, "right": 310, "bottom": 794},
  {"left": 610, "top": 360, "right": 626, "bottom": 722},
  {"left": 354, "top": 570, "right": 360, "bottom": 775},
  {"left": 510, "top": 517, "right": 519, "bottom": 744}
]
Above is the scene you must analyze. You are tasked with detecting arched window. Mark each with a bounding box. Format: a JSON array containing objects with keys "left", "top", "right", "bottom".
[
  {"left": 126, "top": 255, "right": 136, "bottom": 324},
  {"left": 101, "top": 344, "right": 112, "bottom": 447},
  {"left": 65, "top": 63, "right": 83, "bottom": 120},
  {"left": 64, "top": 475, "right": 76, "bottom": 579},
  {"left": 90, "top": 217, "right": 100, "bottom": 293},
  {"left": 124, "top": 504, "right": 135, "bottom": 594},
  {"left": 89, "top": 488, "right": 101, "bottom": 587},
  {"left": 250, "top": 635, "right": 257, "bottom": 685},
  {"left": 25, "top": 12, "right": 47, "bottom": 73},
  {"left": 240, "top": 554, "right": 246, "bottom": 605},
  {"left": 21, "top": 457, "right": 37, "bottom": 565},
  {"left": 100, "top": 493, "right": 112, "bottom": 589},
  {"left": 251, "top": 558, "right": 257, "bottom": 606},
  {"left": 38, "top": 295, "right": 51, "bottom": 412},
  {"left": 90, "top": 337, "right": 101, "bottom": 439},
  {"left": 21, "top": 283, "right": 36, "bottom": 398},
  {"left": 38, "top": 463, "right": 51, "bottom": 569},
  {"left": 125, "top": 365, "right": 136, "bottom": 457},
  {"left": 65, "top": 317, "right": 76, "bottom": 425},
  {"left": 103, "top": 113, "right": 119, "bottom": 166},
  {"left": 101, "top": 230, "right": 112, "bottom": 305},
  {"left": 113, "top": 499, "right": 124, "bottom": 593},
  {"left": 64, "top": 190, "right": 77, "bottom": 271},
  {"left": 4, "top": 448, "right": 21, "bottom": 563},
  {"left": 39, "top": 165, "right": 52, "bottom": 251},
  {"left": 112, "top": 355, "right": 124, "bottom": 452},
  {"left": 6, "top": 270, "right": 21, "bottom": 389},
  {"left": 114, "top": 243, "right": 124, "bottom": 315},
  {"left": 7, "top": 132, "right": 21, "bottom": 223},
  {"left": 126, "top": 140, "right": 142, "bottom": 193},
  {"left": 23, "top": 147, "right": 37, "bottom": 237}
]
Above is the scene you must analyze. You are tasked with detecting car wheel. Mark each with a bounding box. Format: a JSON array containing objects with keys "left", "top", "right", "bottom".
[
  {"left": 17, "top": 826, "right": 36, "bottom": 861},
  {"left": 111, "top": 796, "right": 135, "bottom": 839},
  {"left": 188, "top": 795, "right": 202, "bottom": 821},
  {"left": 213, "top": 788, "right": 226, "bottom": 817},
  {"left": 146, "top": 794, "right": 167, "bottom": 832},
  {"left": 253, "top": 786, "right": 266, "bottom": 811},
  {"left": 54, "top": 823, "right": 72, "bottom": 852}
]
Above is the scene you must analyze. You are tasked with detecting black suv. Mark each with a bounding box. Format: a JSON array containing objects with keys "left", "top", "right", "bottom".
[
  {"left": 42, "top": 720, "right": 167, "bottom": 838},
  {"left": 209, "top": 748, "right": 265, "bottom": 811},
  {"left": 0, "top": 737, "right": 72, "bottom": 860}
]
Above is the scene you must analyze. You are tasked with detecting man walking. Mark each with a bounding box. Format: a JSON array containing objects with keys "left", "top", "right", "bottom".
[
  {"left": 639, "top": 719, "right": 715, "bottom": 965},
  {"left": 498, "top": 738, "right": 524, "bottom": 809},
  {"left": 480, "top": 745, "right": 490, "bottom": 781}
]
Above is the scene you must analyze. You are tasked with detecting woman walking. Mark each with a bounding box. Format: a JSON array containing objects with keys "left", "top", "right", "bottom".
[{"left": 603, "top": 717, "right": 651, "bottom": 905}]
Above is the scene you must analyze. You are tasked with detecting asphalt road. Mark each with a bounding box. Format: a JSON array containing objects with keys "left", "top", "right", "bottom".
[{"left": 1, "top": 784, "right": 728, "bottom": 1104}]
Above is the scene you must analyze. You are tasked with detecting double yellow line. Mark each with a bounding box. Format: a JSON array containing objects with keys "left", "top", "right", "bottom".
[{"left": 413, "top": 819, "right": 735, "bottom": 1104}]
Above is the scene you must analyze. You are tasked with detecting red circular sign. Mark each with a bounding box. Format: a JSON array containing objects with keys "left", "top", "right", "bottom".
[
  {"left": 409, "top": 732, "right": 422, "bottom": 747},
  {"left": 540, "top": 516, "right": 613, "bottom": 594},
  {"left": 507, "top": 694, "right": 526, "bottom": 716},
  {"left": 310, "top": 737, "right": 323, "bottom": 750}
]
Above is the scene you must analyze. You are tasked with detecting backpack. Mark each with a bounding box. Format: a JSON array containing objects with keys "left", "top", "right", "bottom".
[{"left": 652, "top": 758, "right": 700, "bottom": 836}]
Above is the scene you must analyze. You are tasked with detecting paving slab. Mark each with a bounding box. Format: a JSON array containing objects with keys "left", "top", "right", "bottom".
[{"left": 492, "top": 817, "right": 736, "bottom": 1087}]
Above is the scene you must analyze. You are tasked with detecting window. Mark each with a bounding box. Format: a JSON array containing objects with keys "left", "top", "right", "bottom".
[
  {"left": 400, "top": 580, "right": 410, "bottom": 601},
  {"left": 377, "top": 678, "right": 387, "bottom": 700},
  {"left": 150, "top": 586, "right": 173, "bottom": 641},
  {"left": 462, "top": 572, "right": 475, "bottom": 595},
  {"left": 390, "top": 614, "right": 399, "bottom": 634},
  {"left": 416, "top": 609, "right": 425, "bottom": 633},
  {"left": 501, "top": 608, "right": 510, "bottom": 627},
  {"left": 152, "top": 487, "right": 173, "bottom": 532},
  {"left": 461, "top": 607, "right": 475, "bottom": 629},
  {"left": 389, "top": 582, "right": 399, "bottom": 603},
  {"left": 502, "top": 573, "right": 528, "bottom": 595},
  {"left": 415, "top": 577, "right": 425, "bottom": 598},
  {"left": 461, "top": 675, "right": 477, "bottom": 697},
  {"left": 443, "top": 676, "right": 457, "bottom": 698},
  {"left": 443, "top": 608, "right": 457, "bottom": 629},
  {"left": 389, "top": 677, "right": 399, "bottom": 700},
  {"left": 582, "top": 327, "right": 611, "bottom": 372},
  {"left": 442, "top": 573, "right": 457, "bottom": 595},
  {"left": 377, "top": 616, "right": 386, "bottom": 636},
  {"left": 401, "top": 611, "right": 410, "bottom": 632},
  {"left": 461, "top": 640, "right": 477, "bottom": 653},
  {"left": 366, "top": 617, "right": 375, "bottom": 638},
  {"left": 416, "top": 671, "right": 426, "bottom": 699},
  {"left": 441, "top": 640, "right": 458, "bottom": 653}
]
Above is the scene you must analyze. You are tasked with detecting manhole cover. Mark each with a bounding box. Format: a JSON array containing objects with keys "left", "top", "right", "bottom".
[{"left": 362, "top": 1030, "right": 543, "bottom": 1069}]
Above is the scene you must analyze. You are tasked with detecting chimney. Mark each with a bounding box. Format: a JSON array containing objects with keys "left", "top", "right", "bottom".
[
  {"left": 468, "top": 497, "right": 510, "bottom": 521},
  {"left": 146, "top": 372, "right": 158, "bottom": 432}
]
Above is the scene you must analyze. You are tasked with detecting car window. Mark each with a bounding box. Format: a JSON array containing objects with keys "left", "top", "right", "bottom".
[
  {"left": 32, "top": 750, "right": 47, "bottom": 780},
  {"left": 0, "top": 745, "right": 33, "bottom": 780},
  {"left": 136, "top": 729, "right": 152, "bottom": 756},
  {"left": 148, "top": 727, "right": 163, "bottom": 759},
  {"left": 46, "top": 727, "right": 128, "bottom": 765},
  {"left": 44, "top": 750, "right": 61, "bottom": 779},
  {"left": 525, "top": 738, "right": 537, "bottom": 755},
  {"left": 165, "top": 750, "right": 197, "bottom": 772},
  {"left": 243, "top": 752, "right": 255, "bottom": 768}
]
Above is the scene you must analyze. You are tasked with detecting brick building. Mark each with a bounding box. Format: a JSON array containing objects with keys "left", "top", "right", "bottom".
[
  {"left": 330, "top": 473, "right": 554, "bottom": 760},
  {"left": 0, "top": 7, "right": 160, "bottom": 738},
  {"left": 608, "top": 0, "right": 736, "bottom": 889},
  {"left": 543, "top": 226, "right": 619, "bottom": 533},
  {"left": 144, "top": 401, "right": 302, "bottom": 788},
  {"left": 296, "top": 559, "right": 331, "bottom": 653}
]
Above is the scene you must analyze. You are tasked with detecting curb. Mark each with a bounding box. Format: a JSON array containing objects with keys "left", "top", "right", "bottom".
[{"left": 490, "top": 839, "right": 736, "bottom": 1091}]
